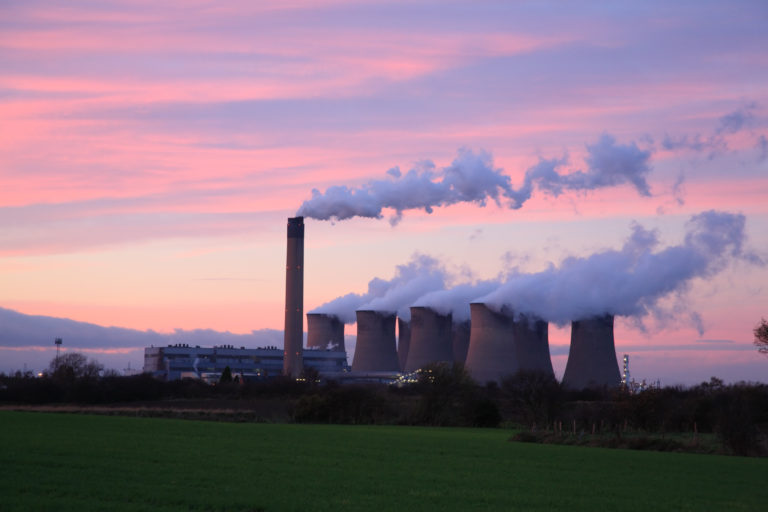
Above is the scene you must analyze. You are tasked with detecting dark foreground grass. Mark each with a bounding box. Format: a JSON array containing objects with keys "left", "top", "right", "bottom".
[{"left": 1, "top": 411, "right": 765, "bottom": 511}]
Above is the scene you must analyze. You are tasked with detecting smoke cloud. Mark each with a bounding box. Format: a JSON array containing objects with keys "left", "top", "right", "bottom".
[
  {"left": 297, "top": 134, "right": 652, "bottom": 223},
  {"left": 478, "top": 210, "right": 762, "bottom": 331},
  {"left": 413, "top": 280, "right": 499, "bottom": 323},
  {"left": 310, "top": 254, "right": 448, "bottom": 323}
]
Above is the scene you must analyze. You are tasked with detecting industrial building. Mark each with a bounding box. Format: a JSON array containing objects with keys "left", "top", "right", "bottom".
[
  {"left": 352, "top": 310, "right": 400, "bottom": 372},
  {"left": 561, "top": 314, "right": 621, "bottom": 389},
  {"left": 403, "top": 306, "right": 453, "bottom": 372},
  {"left": 464, "top": 303, "right": 519, "bottom": 384},
  {"left": 307, "top": 313, "right": 345, "bottom": 352},
  {"left": 143, "top": 344, "right": 347, "bottom": 381}
]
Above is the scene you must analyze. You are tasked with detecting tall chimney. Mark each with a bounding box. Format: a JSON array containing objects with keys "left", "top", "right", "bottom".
[{"left": 283, "top": 216, "right": 304, "bottom": 377}]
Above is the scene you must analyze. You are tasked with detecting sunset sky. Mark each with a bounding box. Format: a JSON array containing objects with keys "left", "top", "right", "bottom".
[{"left": 2, "top": 1, "right": 767, "bottom": 383}]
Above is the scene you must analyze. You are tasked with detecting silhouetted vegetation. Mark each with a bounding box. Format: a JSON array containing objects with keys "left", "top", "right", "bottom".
[
  {"left": 755, "top": 317, "right": 768, "bottom": 356},
  {"left": 1, "top": 357, "right": 766, "bottom": 455}
]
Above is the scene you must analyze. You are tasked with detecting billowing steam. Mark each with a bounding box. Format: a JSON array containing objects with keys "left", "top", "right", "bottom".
[
  {"left": 413, "top": 280, "right": 499, "bottom": 323},
  {"left": 310, "top": 254, "right": 448, "bottom": 323},
  {"left": 297, "top": 134, "right": 652, "bottom": 223},
  {"left": 312, "top": 210, "right": 759, "bottom": 334},
  {"left": 479, "top": 210, "right": 761, "bottom": 331}
]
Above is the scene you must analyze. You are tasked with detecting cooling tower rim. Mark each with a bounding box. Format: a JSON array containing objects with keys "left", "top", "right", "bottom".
[
  {"left": 355, "top": 309, "right": 397, "bottom": 318},
  {"left": 409, "top": 305, "right": 452, "bottom": 318},
  {"left": 571, "top": 312, "right": 615, "bottom": 323},
  {"left": 306, "top": 312, "right": 341, "bottom": 320}
]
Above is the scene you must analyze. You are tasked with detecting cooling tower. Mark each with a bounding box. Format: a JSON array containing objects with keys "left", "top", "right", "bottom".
[
  {"left": 283, "top": 217, "right": 304, "bottom": 378},
  {"left": 306, "top": 313, "right": 345, "bottom": 352},
  {"left": 403, "top": 307, "right": 453, "bottom": 372},
  {"left": 514, "top": 314, "right": 555, "bottom": 378},
  {"left": 464, "top": 303, "right": 518, "bottom": 384},
  {"left": 397, "top": 318, "right": 411, "bottom": 371},
  {"left": 451, "top": 320, "right": 471, "bottom": 364},
  {"left": 561, "top": 314, "right": 621, "bottom": 390},
  {"left": 352, "top": 310, "right": 400, "bottom": 372}
]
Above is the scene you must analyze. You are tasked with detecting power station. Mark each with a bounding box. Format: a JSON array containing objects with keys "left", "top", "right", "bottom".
[{"left": 289, "top": 217, "right": 622, "bottom": 388}]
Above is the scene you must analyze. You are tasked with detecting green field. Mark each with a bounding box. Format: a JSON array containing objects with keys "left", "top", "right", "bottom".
[{"left": 1, "top": 411, "right": 765, "bottom": 511}]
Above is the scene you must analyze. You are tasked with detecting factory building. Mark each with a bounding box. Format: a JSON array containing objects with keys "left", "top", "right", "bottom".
[{"left": 144, "top": 344, "right": 347, "bottom": 381}]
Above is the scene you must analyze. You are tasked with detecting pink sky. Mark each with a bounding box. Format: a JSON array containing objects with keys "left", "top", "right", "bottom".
[{"left": 1, "top": 1, "right": 767, "bottom": 383}]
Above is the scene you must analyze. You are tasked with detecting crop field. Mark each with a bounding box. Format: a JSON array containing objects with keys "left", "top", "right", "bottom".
[{"left": 1, "top": 411, "right": 766, "bottom": 511}]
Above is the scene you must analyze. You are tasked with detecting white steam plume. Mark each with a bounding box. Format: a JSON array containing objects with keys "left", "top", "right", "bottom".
[
  {"left": 478, "top": 210, "right": 762, "bottom": 331},
  {"left": 413, "top": 280, "right": 499, "bottom": 323},
  {"left": 310, "top": 254, "right": 448, "bottom": 323},
  {"left": 297, "top": 135, "right": 652, "bottom": 223}
]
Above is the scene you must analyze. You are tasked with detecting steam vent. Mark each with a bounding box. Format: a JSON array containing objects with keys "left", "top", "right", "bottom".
[
  {"left": 404, "top": 307, "right": 453, "bottom": 372},
  {"left": 451, "top": 320, "right": 471, "bottom": 364},
  {"left": 307, "top": 313, "right": 345, "bottom": 352},
  {"left": 514, "top": 314, "right": 555, "bottom": 378},
  {"left": 397, "top": 318, "right": 411, "bottom": 371},
  {"left": 283, "top": 216, "right": 304, "bottom": 378},
  {"left": 352, "top": 310, "right": 400, "bottom": 372},
  {"left": 464, "top": 303, "right": 518, "bottom": 384},
  {"left": 561, "top": 314, "right": 621, "bottom": 389}
]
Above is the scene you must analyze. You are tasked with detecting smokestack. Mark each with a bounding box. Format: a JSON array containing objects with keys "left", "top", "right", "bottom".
[
  {"left": 307, "top": 313, "right": 345, "bottom": 352},
  {"left": 561, "top": 314, "right": 621, "bottom": 389},
  {"left": 352, "top": 310, "right": 399, "bottom": 372},
  {"left": 283, "top": 217, "right": 304, "bottom": 377},
  {"left": 451, "top": 320, "right": 471, "bottom": 364},
  {"left": 514, "top": 314, "right": 554, "bottom": 378},
  {"left": 397, "top": 318, "right": 411, "bottom": 371},
  {"left": 464, "top": 303, "right": 518, "bottom": 384},
  {"left": 404, "top": 306, "right": 453, "bottom": 372}
]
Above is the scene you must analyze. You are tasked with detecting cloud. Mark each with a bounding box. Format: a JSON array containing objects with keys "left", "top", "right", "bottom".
[
  {"left": 0, "top": 306, "right": 283, "bottom": 350},
  {"left": 716, "top": 102, "right": 757, "bottom": 135},
  {"left": 478, "top": 210, "right": 761, "bottom": 330},
  {"left": 310, "top": 254, "right": 448, "bottom": 323}
]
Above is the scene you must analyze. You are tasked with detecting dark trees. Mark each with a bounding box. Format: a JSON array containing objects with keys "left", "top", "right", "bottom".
[{"left": 754, "top": 318, "right": 768, "bottom": 356}]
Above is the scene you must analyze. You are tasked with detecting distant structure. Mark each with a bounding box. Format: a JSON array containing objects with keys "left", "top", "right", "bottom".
[
  {"left": 464, "top": 303, "right": 518, "bottom": 384},
  {"left": 622, "top": 354, "right": 630, "bottom": 386},
  {"left": 561, "top": 314, "right": 621, "bottom": 389},
  {"left": 403, "top": 306, "right": 453, "bottom": 372},
  {"left": 451, "top": 321, "right": 471, "bottom": 365},
  {"left": 307, "top": 313, "right": 345, "bottom": 352},
  {"left": 283, "top": 217, "right": 304, "bottom": 378},
  {"left": 352, "top": 310, "right": 400, "bottom": 372},
  {"left": 144, "top": 344, "right": 346, "bottom": 381},
  {"left": 54, "top": 337, "right": 62, "bottom": 368},
  {"left": 397, "top": 318, "right": 411, "bottom": 371}
]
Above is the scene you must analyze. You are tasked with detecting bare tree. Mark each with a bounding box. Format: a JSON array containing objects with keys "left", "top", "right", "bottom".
[
  {"left": 48, "top": 352, "right": 103, "bottom": 380},
  {"left": 754, "top": 318, "right": 768, "bottom": 357}
]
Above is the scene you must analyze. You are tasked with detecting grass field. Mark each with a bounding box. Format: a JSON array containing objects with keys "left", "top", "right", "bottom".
[{"left": 1, "top": 411, "right": 766, "bottom": 511}]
